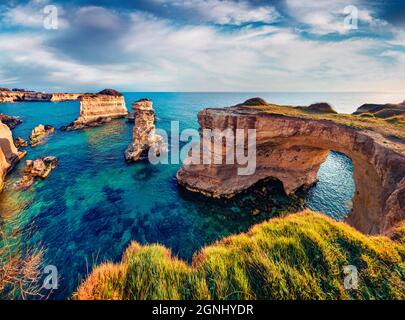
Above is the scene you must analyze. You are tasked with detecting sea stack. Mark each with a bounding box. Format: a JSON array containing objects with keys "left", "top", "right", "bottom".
[
  {"left": 63, "top": 89, "right": 127, "bottom": 130},
  {"left": 125, "top": 99, "right": 165, "bottom": 162}
]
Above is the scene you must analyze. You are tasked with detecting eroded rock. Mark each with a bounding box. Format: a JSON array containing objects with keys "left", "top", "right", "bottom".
[
  {"left": 14, "top": 137, "right": 28, "bottom": 148},
  {"left": 0, "top": 121, "right": 24, "bottom": 191},
  {"left": 16, "top": 156, "right": 58, "bottom": 190},
  {"left": 176, "top": 101, "right": 405, "bottom": 235},
  {"left": 62, "top": 89, "right": 127, "bottom": 130},
  {"left": 125, "top": 99, "right": 165, "bottom": 162},
  {"left": 29, "top": 124, "right": 55, "bottom": 147}
]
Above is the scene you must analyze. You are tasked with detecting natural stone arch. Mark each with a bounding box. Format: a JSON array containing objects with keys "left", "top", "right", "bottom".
[{"left": 177, "top": 107, "right": 405, "bottom": 235}]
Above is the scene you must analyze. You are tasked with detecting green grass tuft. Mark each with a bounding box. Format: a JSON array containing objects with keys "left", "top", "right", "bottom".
[{"left": 74, "top": 211, "right": 405, "bottom": 300}]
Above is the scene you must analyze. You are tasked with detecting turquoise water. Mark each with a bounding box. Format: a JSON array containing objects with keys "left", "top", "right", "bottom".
[{"left": 1, "top": 92, "right": 402, "bottom": 299}]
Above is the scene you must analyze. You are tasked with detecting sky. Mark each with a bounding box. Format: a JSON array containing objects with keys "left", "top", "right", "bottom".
[{"left": 0, "top": 0, "right": 404, "bottom": 92}]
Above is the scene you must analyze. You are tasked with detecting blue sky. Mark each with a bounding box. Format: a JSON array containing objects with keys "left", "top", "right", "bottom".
[{"left": 0, "top": 0, "right": 404, "bottom": 92}]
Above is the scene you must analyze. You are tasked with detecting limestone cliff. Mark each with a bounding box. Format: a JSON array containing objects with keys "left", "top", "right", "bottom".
[
  {"left": 50, "top": 93, "right": 82, "bottom": 102},
  {"left": 0, "top": 121, "right": 23, "bottom": 191},
  {"left": 176, "top": 100, "right": 405, "bottom": 235},
  {"left": 63, "top": 89, "right": 127, "bottom": 130},
  {"left": 0, "top": 89, "right": 81, "bottom": 103},
  {"left": 125, "top": 99, "right": 165, "bottom": 161}
]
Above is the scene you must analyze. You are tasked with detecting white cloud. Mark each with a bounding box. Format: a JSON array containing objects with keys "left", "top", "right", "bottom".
[
  {"left": 155, "top": 0, "right": 280, "bottom": 25},
  {"left": 0, "top": 5, "right": 404, "bottom": 92}
]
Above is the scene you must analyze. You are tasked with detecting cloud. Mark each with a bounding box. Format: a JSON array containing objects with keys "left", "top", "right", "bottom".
[
  {"left": 0, "top": 1, "right": 404, "bottom": 92},
  {"left": 153, "top": 0, "right": 280, "bottom": 25}
]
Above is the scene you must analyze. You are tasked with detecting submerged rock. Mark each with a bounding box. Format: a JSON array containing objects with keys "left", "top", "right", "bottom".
[
  {"left": 16, "top": 156, "right": 58, "bottom": 190},
  {"left": 0, "top": 114, "right": 22, "bottom": 129},
  {"left": 29, "top": 124, "right": 55, "bottom": 147},
  {"left": 14, "top": 136, "right": 28, "bottom": 148},
  {"left": 125, "top": 99, "right": 166, "bottom": 162}
]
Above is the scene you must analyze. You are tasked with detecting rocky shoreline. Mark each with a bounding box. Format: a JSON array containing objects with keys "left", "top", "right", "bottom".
[{"left": 0, "top": 88, "right": 82, "bottom": 103}]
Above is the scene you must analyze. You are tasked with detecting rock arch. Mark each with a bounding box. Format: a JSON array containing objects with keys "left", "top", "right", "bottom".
[{"left": 176, "top": 106, "right": 405, "bottom": 234}]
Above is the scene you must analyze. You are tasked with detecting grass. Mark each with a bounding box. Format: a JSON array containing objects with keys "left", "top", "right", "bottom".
[
  {"left": 0, "top": 222, "right": 46, "bottom": 299},
  {"left": 74, "top": 210, "right": 405, "bottom": 300},
  {"left": 243, "top": 104, "right": 405, "bottom": 140}
]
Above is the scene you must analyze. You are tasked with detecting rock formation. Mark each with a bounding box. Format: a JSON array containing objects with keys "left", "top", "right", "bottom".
[
  {"left": 29, "top": 124, "right": 55, "bottom": 147},
  {"left": 62, "top": 89, "right": 127, "bottom": 130},
  {"left": 15, "top": 156, "right": 58, "bottom": 190},
  {"left": 0, "top": 114, "right": 22, "bottom": 129},
  {"left": 0, "top": 121, "right": 25, "bottom": 191},
  {"left": 176, "top": 99, "right": 405, "bottom": 235},
  {"left": 125, "top": 99, "right": 165, "bottom": 162},
  {"left": 14, "top": 137, "right": 28, "bottom": 148}
]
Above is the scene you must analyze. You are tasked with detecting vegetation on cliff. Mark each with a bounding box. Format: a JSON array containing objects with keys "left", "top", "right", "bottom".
[
  {"left": 74, "top": 211, "right": 404, "bottom": 300},
  {"left": 238, "top": 99, "right": 405, "bottom": 140}
]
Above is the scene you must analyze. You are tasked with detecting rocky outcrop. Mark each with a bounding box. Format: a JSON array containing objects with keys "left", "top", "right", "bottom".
[
  {"left": 125, "top": 99, "right": 165, "bottom": 162},
  {"left": 305, "top": 103, "right": 337, "bottom": 114},
  {"left": 29, "top": 124, "right": 55, "bottom": 147},
  {"left": 354, "top": 101, "right": 405, "bottom": 118},
  {"left": 15, "top": 156, "right": 58, "bottom": 190},
  {"left": 176, "top": 101, "right": 405, "bottom": 235},
  {"left": 14, "top": 137, "right": 28, "bottom": 148},
  {"left": 0, "top": 114, "right": 22, "bottom": 129},
  {"left": 0, "top": 122, "right": 25, "bottom": 191},
  {"left": 62, "top": 89, "right": 127, "bottom": 130}
]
